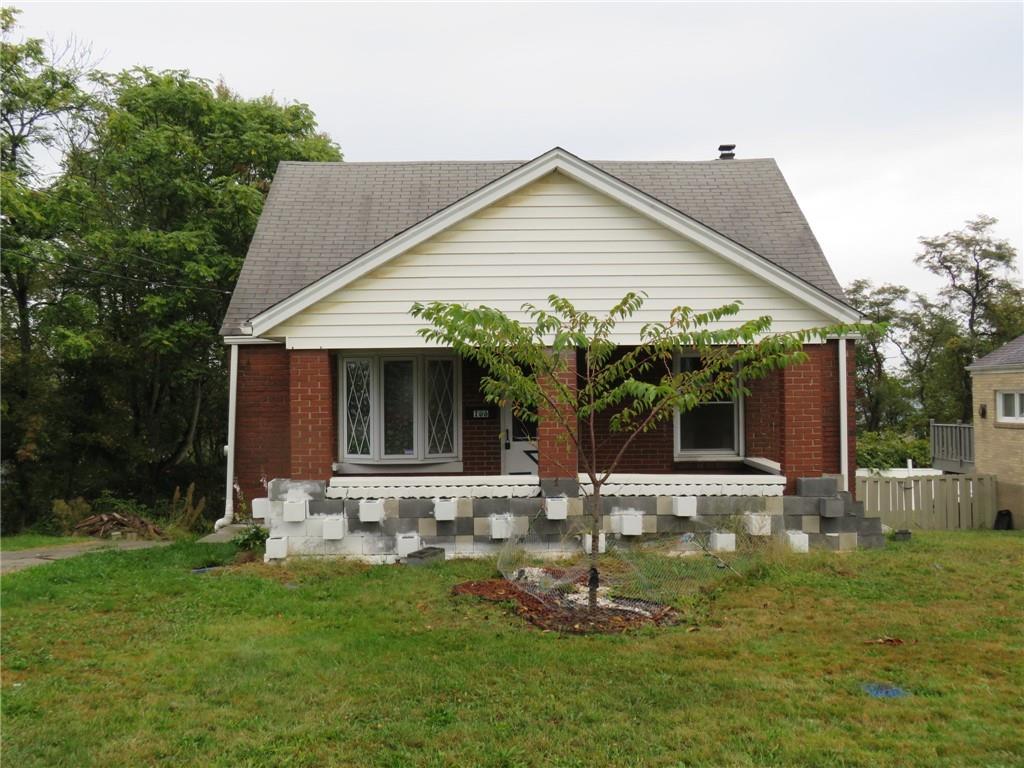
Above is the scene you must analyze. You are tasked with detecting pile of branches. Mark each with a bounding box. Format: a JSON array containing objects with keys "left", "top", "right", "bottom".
[{"left": 74, "top": 513, "right": 165, "bottom": 540}]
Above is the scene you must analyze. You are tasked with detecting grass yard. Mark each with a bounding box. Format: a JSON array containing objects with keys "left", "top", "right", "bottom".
[
  {"left": 1, "top": 532, "right": 1022, "bottom": 767},
  {"left": 0, "top": 533, "right": 92, "bottom": 551}
]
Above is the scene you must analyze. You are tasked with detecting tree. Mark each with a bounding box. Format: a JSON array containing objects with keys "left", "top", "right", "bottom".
[
  {"left": 413, "top": 293, "right": 862, "bottom": 609},
  {"left": 915, "top": 215, "right": 1024, "bottom": 421}
]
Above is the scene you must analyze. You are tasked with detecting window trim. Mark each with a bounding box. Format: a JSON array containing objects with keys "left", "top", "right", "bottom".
[
  {"left": 672, "top": 351, "right": 744, "bottom": 460},
  {"left": 339, "top": 352, "right": 462, "bottom": 465},
  {"left": 995, "top": 390, "right": 1024, "bottom": 425}
]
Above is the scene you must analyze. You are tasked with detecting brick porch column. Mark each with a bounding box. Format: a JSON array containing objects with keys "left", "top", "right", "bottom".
[
  {"left": 780, "top": 345, "right": 825, "bottom": 494},
  {"left": 289, "top": 349, "right": 335, "bottom": 479},
  {"left": 537, "top": 350, "right": 578, "bottom": 491}
]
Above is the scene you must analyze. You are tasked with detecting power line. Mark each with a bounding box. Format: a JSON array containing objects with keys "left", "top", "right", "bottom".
[{"left": 10, "top": 251, "right": 232, "bottom": 295}]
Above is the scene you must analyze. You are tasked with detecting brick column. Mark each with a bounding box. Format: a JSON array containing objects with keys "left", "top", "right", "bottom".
[
  {"left": 780, "top": 345, "right": 826, "bottom": 494},
  {"left": 537, "top": 350, "right": 579, "bottom": 486},
  {"left": 289, "top": 349, "right": 335, "bottom": 479},
  {"left": 235, "top": 345, "right": 291, "bottom": 505}
]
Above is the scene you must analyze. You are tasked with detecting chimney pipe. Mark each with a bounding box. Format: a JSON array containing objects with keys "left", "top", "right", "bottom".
[{"left": 718, "top": 144, "right": 736, "bottom": 160}]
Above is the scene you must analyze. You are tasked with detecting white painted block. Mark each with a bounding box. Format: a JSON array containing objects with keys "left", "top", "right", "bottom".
[
  {"left": 786, "top": 530, "right": 809, "bottom": 553},
  {"left": 251, "top": 498, "right": 271, "bottom": 520},
  {"left": 581, "top": 532, "right": 607, "bottom": 554},
  {"left": 612, "top": 509, "right": 643, "bottom": 536},
  {"left": 490, "top": 513, "right": 513, "bottom": 540},
  {"left": 395, "top": 532, "right": 421, "bottom": 557},
  {"left": 672, "top": 496, "right": 697, "bottom": 517},
  {"left": 359, "top": 499, "right": 385, "bottom": 523},
  {"left": 544, "top": 497, "right": 568, "bottom": 520},
  {"left": 322, "top": 516, "right": 346, "bottom": 540},
  {"left": 283, "top": 500, "right": 307, "bottom": 522},
  {"left": 744, "top": 513, "right": 772, "bottom": 536},
  {"left": 708, "top": 532, "right": 736, "bottom": 552},
  {"left": 265, "top": 537, "right": 287, "bottom": 561},
  {"left": 288, "top": 536, "right": 325, "bottom": 556},
  {"left": 432, "top": 498, "right": 457, "bottom": 522}
]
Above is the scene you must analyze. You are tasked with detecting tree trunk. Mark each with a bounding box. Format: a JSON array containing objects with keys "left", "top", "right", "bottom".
[
  {"left": 168, "top": 380, "right": 202, "bottom": 467},
  {"left": 588, "top": 486, "right": 601, "bottom": 611}
]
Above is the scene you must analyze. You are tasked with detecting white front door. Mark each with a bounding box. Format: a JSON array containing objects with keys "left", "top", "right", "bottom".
[{"left": 501, "top": 405, "right": 538, "bottom": 475}]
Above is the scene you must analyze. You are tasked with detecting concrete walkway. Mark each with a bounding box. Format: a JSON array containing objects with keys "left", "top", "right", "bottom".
[
  {"left": 197, "top": 523, "right": 248, "bottom": 544},
  {"left": 0, "top": 539, "right": 172, "bottom": 574}
]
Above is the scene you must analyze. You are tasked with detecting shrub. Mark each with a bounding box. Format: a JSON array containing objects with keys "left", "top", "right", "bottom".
[
  {"left": 857, "top": 430, "right": 931, "bottom": 470},
  {"left": 51, "top": 497, "right": 92, "bottom": 534},
  {"left": 232, "top": 524, "right": 269, "bottom": 551},
  {"left": 91, "top": 491, "right": 151, "bottom": 518}
]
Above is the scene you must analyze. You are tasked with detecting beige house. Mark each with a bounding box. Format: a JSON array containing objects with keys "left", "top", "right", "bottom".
[{"left": 968, "top": 334, "right": 1024, "bottom": 528}]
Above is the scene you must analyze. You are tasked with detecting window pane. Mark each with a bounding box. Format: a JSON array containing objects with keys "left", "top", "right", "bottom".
[
  {"left": 679, "top": 403, "right": 735, "bottom": 451},
  {"left": 383, "top": 360, "right": 415, "bottom": 456},
  {"left": 1002, "top": 392, "right": 1017, "bottom": 418},
  {"left": 345, "top": 360, "right": 372, "bottom": 456},
  {"left": 426, "top": 359, "right": 455, "bottom": 455}
]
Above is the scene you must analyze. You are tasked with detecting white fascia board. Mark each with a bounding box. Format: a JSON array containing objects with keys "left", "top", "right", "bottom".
[
  {"left": 247, "top": 148, "right": 861, "bottom": 336},
  {"left": 223, "top": 336, "right": 283, "bottom": 345}
]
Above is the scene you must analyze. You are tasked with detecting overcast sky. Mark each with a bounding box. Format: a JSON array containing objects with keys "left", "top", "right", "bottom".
[{"left": 16, "top": 1, "right": 1024, "bottom": 294}]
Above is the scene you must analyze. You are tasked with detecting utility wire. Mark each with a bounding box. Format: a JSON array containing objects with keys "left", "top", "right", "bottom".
[{"left": 11, "top": 251, "right": 232, "bottom": 295}]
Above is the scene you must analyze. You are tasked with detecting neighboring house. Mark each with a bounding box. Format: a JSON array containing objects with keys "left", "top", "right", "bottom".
[
  {"left": 218, "top": 147, "right": 869, "bottom": 558},
  {"left": 967, "top": 334, "right": 1024, "bottom": 528}
]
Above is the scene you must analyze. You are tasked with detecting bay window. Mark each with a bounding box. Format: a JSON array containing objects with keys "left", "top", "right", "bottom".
[
  {"left": 340, "top": 354, "right": 460, "bottom": 464},
  {"left": 673, "top": 353, "right": 742, "bottom": 458}
]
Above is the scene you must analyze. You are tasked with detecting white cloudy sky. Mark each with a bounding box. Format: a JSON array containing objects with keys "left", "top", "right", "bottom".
[{"left": 15, "top": 1, "right": 1024, "bottom": 294}]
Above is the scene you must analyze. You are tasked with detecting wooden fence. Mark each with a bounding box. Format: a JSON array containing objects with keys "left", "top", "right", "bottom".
[{"left": 855, "top": 473, "right": 998, "bottom": 530}]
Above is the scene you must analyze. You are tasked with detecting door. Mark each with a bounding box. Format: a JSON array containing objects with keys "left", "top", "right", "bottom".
[{"left": 501, "top": 404, "right": 538, "bottom": 475}]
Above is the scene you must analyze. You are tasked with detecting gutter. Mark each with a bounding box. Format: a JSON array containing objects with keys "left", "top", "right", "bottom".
[{"left": 215, "top": 343, "right": 240, "bottom": 530}]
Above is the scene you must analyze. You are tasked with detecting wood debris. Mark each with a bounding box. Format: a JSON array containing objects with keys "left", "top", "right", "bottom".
[{"left": 74, "top": 513, "right": 165, "bottom": 540}]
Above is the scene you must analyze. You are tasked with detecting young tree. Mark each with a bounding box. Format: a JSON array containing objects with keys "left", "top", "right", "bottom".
[{"left": 413, "top": 294, "right": 862, "bottom": 609}]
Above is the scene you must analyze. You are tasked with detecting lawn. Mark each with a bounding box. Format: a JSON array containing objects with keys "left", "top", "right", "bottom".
[
  {"left": 1, "top": 532, "right": 1022, "bottom": 767},
  {"left": 0, "top": 533, "right": 92, "bottom": 551}
]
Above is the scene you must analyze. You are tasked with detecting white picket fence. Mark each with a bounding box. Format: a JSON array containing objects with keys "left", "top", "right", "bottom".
[{"left": 855, "top": 473, "right": 998, "bottom": 530}]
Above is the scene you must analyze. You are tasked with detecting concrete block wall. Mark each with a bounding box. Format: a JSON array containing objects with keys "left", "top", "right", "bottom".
[{"left": 783, "top": 476, "right": 884, "bottom": 550}]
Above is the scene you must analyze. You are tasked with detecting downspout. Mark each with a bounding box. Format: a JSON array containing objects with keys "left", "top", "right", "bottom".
[
  {"left": 837, "top": 337, "right": 849, "bottom": 493},
  {"left": 215, "top": 343, "right": 240, "bottom": 530}
]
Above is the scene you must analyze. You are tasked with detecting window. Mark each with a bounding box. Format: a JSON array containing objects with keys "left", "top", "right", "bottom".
[
  {"left": 673, "top": 353, "right": 742, "bottom": 458},
  {"left": 996, "top": 390, "right": 1024, "bottom": 424},
  {"left": 341, "top": 354, "right": 460, "bottom": 463}
]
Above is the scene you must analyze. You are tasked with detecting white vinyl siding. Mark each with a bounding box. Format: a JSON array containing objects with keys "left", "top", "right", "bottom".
[{"left": 269, "top": 172, "right": 834, "bottom": 348}]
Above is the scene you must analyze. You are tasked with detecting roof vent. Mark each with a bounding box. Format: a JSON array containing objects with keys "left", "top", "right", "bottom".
[{"left": 718, "top": 144, "right": 736, "bottom": 160}]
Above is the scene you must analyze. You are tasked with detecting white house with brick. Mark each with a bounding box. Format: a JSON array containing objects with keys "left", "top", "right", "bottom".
[{"left": 219, "top": 147, "right": 873, "bottom": 560}]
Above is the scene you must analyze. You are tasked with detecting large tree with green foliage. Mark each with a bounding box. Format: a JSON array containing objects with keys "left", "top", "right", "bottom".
[
  {"left": 1, "top": 9, "right": 342, "bottom": 529},
  {"left": 413, "top": 293, "right": 862, "bottom": 609}
]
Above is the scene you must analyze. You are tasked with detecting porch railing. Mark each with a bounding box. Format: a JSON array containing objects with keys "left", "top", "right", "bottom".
[{"left": 929, "top": 420, "right": 975, "bottom": 473}]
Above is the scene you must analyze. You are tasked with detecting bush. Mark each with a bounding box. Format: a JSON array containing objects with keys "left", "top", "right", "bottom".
[
  {"left": 232, "top": 524, "right": 269, "bottom": 551},
  {"left": 50, "top": 497, "right": 92, "bottom": 534},
  {"left": 857, "top": 430, "right": 930, "bottom": 470}
]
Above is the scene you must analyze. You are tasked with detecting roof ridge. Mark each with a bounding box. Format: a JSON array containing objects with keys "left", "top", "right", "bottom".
[{"left": 278, "top": 158, "right": 780, "bottom": 167}]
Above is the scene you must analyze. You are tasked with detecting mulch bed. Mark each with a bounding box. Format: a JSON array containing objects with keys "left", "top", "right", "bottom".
[{"left": 452, "top": 579, "right": 680, "bottom": 635}]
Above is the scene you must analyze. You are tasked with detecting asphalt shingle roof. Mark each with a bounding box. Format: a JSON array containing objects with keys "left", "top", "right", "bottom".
[
  {"left": 969, "top": 334, "right": 1024, "bottom": 370},
  {"left": 221, "top": 157, "right": 847, "bottom": 335}
]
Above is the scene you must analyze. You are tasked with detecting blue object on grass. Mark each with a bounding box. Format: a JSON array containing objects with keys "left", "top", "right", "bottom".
[{"left": 861, "top": 683, "right": 909, "bottom": 698}]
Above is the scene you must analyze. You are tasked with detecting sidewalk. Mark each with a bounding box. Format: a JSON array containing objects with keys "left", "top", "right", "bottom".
[{"left": 0, "top": 540, "right": 171, "bottom": 574}]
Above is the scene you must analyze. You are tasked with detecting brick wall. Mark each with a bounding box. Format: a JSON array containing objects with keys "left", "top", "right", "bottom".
[
  {"left": 235, "top": 346, "right": 291, "bottom": 507},
  {"left": 462, "top": 360, "right": 501, "bottom": 474},
  {"left": 971, "top": 369, "right": 1024, "bottom": 527},
  {"left": 288, "top": 349, "right": 335, "bottom": 480},
  {"left": 538, "top": 351, "right": 579, "bottom": 478}
]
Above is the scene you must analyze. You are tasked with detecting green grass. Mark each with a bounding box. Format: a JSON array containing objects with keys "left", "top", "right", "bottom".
[
  {"left": 0, "top": 533, "right": 92, "bottom": 551},
  {"left": 2, "top": 532, "right": 1022, "bottom": 767}
]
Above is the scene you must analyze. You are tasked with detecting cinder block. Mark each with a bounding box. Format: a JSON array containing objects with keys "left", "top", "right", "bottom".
[
  {"left": 323, "top": 516, "right": 346, "bottom": 541},
  {"left": 857, "top": 517, "right": 882, "bottom": 535},
  {"left": 265, "top": 537, "right": 287, "bottom": 561},
  {"left": 783, "top": 496, "right": 820, "bottom": 517},
  {"left": 544, "top": 497, "right": 568, "bottom": 520},
  {"left": 801, "top": 515, "right": 820, "bottom": 534},
  {"left": 821, "top": 515, "right": 858, "bottom": 534},
  {"left": 709, "top": 532, "right": 736, "bottom": 552},
  {"left": 303, "top": 517, "right": 323, "bottom": 538},
  {"left": 511, "top": 515, "right": 530, "bottom": 536},
  {"left": 417, "top": 517, "right": 437, "bottom": 538},
  {"left": 288, "top": 536, "right": 324, "bottom": 556},
  {"left": 432, "top": 498, "right": 458, "bottom": 521},
  {"left": 454, "top": 535, "right": 474, "bottom": 553},
  {"left": 785, "top": 531, "right": 809, "bottom": 553},
  {"left": 818, "top": 498, "right": 845, "bottom": 518},
  {"left": 472, "top": 516, "right": 489, "bottom": 537},
  {"left": 567, "top": 498, "right": 583, "bottom": 517},
  {"left": 672, "top": 496, "right": 698, "bottom": 518},
  {"left": 764, "top": 497, "right": 784, "bottom": 516},
  {"left": 490, "top": 514, "right": 513, "bottom": 540},
  {"left": 358, "top": 499, "right": 385, "bottom": 524},
  {"left": 395, "top": 533, "right": 421, "bottom": 558},
  {"left": 581, "top": 532, "right": 606, "bottom": 554},
  {"left": 744, "top": 513, "right": 772, "bottom": 536},
  {"left": 456, "top": 498, "right": 473, "bottom": 518},
  {"left": 383, "top": 499, "right": 400, "bottom": 519},
  {"left": 858, "top": 533, "right": 886, "bottom": 549},
  {"left": 642, "top": 513, "right": 657, "bottom": 534},
  {"left": 825, "top": 532, "right": 857, "bottom": 552},
  {"left": 797, "top": 477, "right": 838, "bottom": 497},
  {"left": 251, "top": 498, "right": 271, "bottom": 520},
  {"left": 612, "top": 509, "right": 643, "bottom": 536},
  {"left": 283, "top": 500, "right": 308, "bottom": 522}
]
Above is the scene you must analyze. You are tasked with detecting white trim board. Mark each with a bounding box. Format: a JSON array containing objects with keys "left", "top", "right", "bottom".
[{"left": 244, "top": 148, "right": 861, "bottom": 337}]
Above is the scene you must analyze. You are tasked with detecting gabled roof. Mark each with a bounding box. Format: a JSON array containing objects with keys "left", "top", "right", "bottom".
[
  {"left": 968, "top": 334, "right": 1024, "bottom": 371},
  {"left": 222, "top": 147, "right": 853, "bottom": 336}
]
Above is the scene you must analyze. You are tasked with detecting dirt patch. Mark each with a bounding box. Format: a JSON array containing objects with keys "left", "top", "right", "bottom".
[{"left": 453, "top": 579, "right": 680, "bottom": 634}]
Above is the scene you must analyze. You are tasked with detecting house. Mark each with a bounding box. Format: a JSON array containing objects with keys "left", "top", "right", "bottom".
[
  {"left": 217, "top": 147, "right": 873, "bottom": 559},
  {"left": 967, "top": 334, "right": 1024, "bottom": 528}
]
